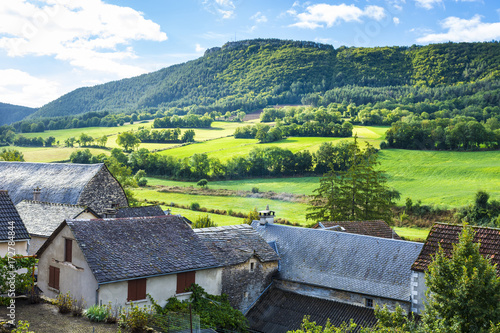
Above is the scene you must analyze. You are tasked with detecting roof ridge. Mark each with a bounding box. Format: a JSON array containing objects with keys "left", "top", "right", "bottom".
[
  {"left": 434, "top": 222, "right": 500, "bottom": 231},
  {"left": 19, "top": 200, "right": 87, "bottom": 208}
]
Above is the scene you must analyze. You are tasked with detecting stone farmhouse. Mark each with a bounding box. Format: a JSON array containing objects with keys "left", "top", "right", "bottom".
[
  {"left": 0, "top": 190, "right": 30, "bottom": 257},
  {"left": 410, "top": 223, "right": 500, "bottom": 315},
  {"left": 36, "top": 215, "right": 222, "bottom": 307},
  {"left": 0, "top": 162, "right": 127, "bottom": 215},
  {"left": 194, "top": 224, "right": 279, "bottom": 312},
  {"left": 248, "top": 210, "right": 423, "bottom": 332}
]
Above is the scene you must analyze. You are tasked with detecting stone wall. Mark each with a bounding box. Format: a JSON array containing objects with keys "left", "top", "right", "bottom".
[
  {"left": 276, "top": 279, "right": 411, "bottom": 313},
  {"left": 78, "top": 166, "right": 128, "bottom": 214},
  {"left": 222, "top": 257, "right": 278, "bottom": 312},
  {"left": 410, "top": 270, "right": 427, "bottom": 314}
]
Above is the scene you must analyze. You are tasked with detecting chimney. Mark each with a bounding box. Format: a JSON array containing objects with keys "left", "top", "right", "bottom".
[
  {"left": 33, "top": 187, "right": 41, "bottom": 201},
  {"left": 102, "top": 202, "right": 117, "bottom": 218},
  {"left": 259, "top": 205, "right": 275, "bottom": 225}
]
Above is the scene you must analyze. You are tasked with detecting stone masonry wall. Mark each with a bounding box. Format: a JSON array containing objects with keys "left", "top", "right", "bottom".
[
  {"left": 77, "top": 166, "right": 128, "bottom": 214},
  {"left": 222, "top": 258, "right": 278, "bottom": 312}
]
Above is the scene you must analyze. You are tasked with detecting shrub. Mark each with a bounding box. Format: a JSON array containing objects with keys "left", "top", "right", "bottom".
[
  {"left": 119, "top": 304, "right": 151, "bottom": 333},
  {"left": 192, "top": 215, "right": 217, "bottom": 228},
  {"left": 85, "top": 305, "right": 110, "bottom": 322},
  {"left": 56, "top": 292, "right": 74, "bottom": 314},
  {"left": 190, "top": 202, "right": 200, "bottom": 211},
  {"left": 11, "top": 321, "right": 34, "bottom": 333},
  {"left": 72, "top": 297, "right": 86, "bottom": 316},
  {"left": 251, "top": 187, "right": 259, "bottom": 193}
]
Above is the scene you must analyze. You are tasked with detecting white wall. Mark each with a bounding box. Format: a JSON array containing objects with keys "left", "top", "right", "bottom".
[
  {"left": 37, "top": 225, "right": 98, "bottom": 305},
  {"left": 98, "top": 267, "right": 222, "bottom": 308},
  {"left": 0, "top": 240, "right": 28, "bottom": 257},
  {"left": 411, "top": 270, "right": 427, "bottom": 314}
]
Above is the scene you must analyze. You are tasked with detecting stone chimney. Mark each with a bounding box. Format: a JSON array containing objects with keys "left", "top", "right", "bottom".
[
  {"left": 259, "top": 205, "right": 275, "bottom": 225},
  {"left": 33, "top": 187, "right": 41, "bottom": 201},
  {"left": 102, "top": 202, "right": 117, "bottom": 218}
]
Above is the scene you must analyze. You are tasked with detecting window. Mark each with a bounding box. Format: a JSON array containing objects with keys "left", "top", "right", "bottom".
[
  {"left": 65, "top": 238, "right": 72, "bottom": 262},
  {"left": 176, "top": 271, "right": 195, "bottom": 294},
  {"left": 365, "top": 298, "right": 373, "bottom": 308},
  {"left": 127, "top": 278, "right": 147, "bottom": 301},
  {"left": 48, "top": 266, "right": 60, "bottom": 290},
  {"left": 250, "top": 262, "right": 255, "bottom": 272}
]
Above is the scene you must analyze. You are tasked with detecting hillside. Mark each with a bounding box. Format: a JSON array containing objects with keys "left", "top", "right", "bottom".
[
  {"left": 31, "top": 39, "right": 500, "bottom": 118},
  {"left": 0, "top": 102, "right": 38, "bottom": 125}
]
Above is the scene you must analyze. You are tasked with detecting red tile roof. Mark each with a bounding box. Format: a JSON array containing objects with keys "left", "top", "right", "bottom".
[
  {"left": 411, "top": 223, "right": 500, "bottom": 272},
  {"left": 313, "top": 220, "right": 402, "bottom": 240}
]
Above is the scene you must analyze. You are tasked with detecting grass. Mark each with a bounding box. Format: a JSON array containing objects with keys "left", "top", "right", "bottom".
[
  {"left": 162, "top": 205, "right": 245, "bottom": 226},
  {"left": 132, "top": 188, "right": 312, "bottom": 225},
  {"left": 394, "top": 227, "right": 430, "bottom": 242},
  {"left": 15, "top": 147, "right": 109, "bottom": 162}
]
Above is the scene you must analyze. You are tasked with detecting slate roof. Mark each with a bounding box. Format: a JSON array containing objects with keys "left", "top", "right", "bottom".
[
  {"left": 246, "top": 287, "right": 377, "bottom": 333},
  {"left": 252, "top": 222, "right": 423, "bottom": 301},
  {"left": 37, "top": 215, "right": 221, "bottom": 283},
  {"left": 0, "top": 191, "right": 30, "bottom": 241},
  {"left": 0, "top": 162, "right": 105, "bottom": 205},
  {"left": 115, "top": 205, "right": 165, "bottom": 218},
  {"left": 314, "top": 220, "right": 402, "bottom": 240},
  {"left": 16, "top": 200, "right": 97, "bottom": 237},
  {"left": 412, "top": 223, "right": 500, "bottom": 273},
  {"left": 193, "top": 224, "right": 280, "bottom": 266}
]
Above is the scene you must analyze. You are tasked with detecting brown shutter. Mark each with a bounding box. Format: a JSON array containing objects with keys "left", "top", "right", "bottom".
[
  {"left": 177, "top": 271, "right": 196, "bottom": 294},
  {"left": 137, "top": 279, "right": 146, "bottom": 300},
  {"left": 49, "top": 266, "right": 54, "bottom": 288},
  {"left": 54, "top": 267, "right": 60, "bottom": 290},
  {"left": 186, "top": 271, "right": 195, "bottom": 289},
  {"left": 65, "top": 239, "right": 72, "bottom": 262},
  {"left": 128, "top": 279, "right": 136, "bottom": 301}
]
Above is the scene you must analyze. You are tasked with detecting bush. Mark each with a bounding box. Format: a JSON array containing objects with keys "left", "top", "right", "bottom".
[
  {"left": 192, "top": 215, "right": 217, "bottom": 228},
  {"left": 72, "top": 297, "right": 86, "bottom": 316},
  {"left": 56, "top": 292, "right": 74, "bottom": 314},
  {"left": 11, "top": 321, "right": 34, "bottom": 333},
  {"left": 251, "top": 187, "right": 259, "bottom": 193},
  {"left": 190, "top": 202, "right": 200, "bottom": 211},
  {"left": 85, "top": 304, "right": 110, "bottom": 322},
  {"left": 119, "top": 304, "right": 151, "bottom": 333}
]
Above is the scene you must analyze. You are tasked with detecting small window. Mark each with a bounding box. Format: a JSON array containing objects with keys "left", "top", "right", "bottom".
[
  {"left": 48, "top": 266, "right": 60, "bottom": 290},
  {"left": 250, "top": 262, "right": 255, "bottom": 272},
  {"left": 177, "top": 271, "right": 196, "bottom": 294},
  {"left": 65, "top": 238, "right": 72, "bottom": 262},
  {"left": 365, "top": 298, "right": 373, "bottom": 308},
  {"left": 127, "top": 278, "right": 147, "bottom": 301}
]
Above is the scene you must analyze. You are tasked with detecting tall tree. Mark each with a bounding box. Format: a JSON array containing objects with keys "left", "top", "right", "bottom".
[
  {"left": 422, "top": 225, "right": 500, "bottom": 332},
  {"left": 116, "top": 132, "right": 141, "bottom": 151},
  {"left": 307, "top": 137, "right": 398, "bottom": 222}
]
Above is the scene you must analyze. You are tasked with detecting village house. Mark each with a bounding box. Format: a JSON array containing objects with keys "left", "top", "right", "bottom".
[
  {"left": 410, "top": 223, "right": 500, "bottom": 315},
  {"left": 194, "top": 224, "right": 279, "bottom": 312},
  {"left": 16, "top": 200, "right": 99, "bottom": 255},
  {"left": 0, "top": 162, "right": 127, "bottom": 215},
  {"left": 0, "top": 190, "right": 30, "bottom": 257},
  {"left": 313, "top": 220, "right": 402, "bottom": 240},
  {"left": 36, "top": 215, "right": 222, "bottom": 307},
  {"left": 247, "top": 208, "right": 423, "bottom": 332}
]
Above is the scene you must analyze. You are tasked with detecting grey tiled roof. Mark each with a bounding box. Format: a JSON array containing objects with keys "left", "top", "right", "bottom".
[
  {"left": 194, "top": 224, "right": 279, "bottom": 266},
  {"left": 0, "top": 191, "right": 30, "bottom": 241},
  {"left": 247, "top": 286, "right": 377, "bottom": 333},
  {"left": 41, "top": 215, "right": 221, "bottom": 283},
  {"left": 252, "top": 222, "right": 423, "bottom": 301},
  {"left": 0, "top": 162, "right": 103, "bottom": 205},
  {"left": 314, "top": 220, "right": 402, "bottom": 240},
  {"left": 16, "top": 200, "right": 96, "bottom": 237},
  {"left": 115, "top": 205, "right": 165, "bottom": 218}
]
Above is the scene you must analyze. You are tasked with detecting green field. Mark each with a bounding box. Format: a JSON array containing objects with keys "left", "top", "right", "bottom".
[
  {"left": 132, "top": 188, "right": 312, "bottom": 224},
  {"left": 393, "top": 227, "right": 430, "bottom": 242},
  {"left": 163, "top": 205, "right": 245, "bottom": 226}
]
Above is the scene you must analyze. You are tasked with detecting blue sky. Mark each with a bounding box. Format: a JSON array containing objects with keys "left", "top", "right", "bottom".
[{"left": 0, "top": 0, "right": 499, "bottom": 108}]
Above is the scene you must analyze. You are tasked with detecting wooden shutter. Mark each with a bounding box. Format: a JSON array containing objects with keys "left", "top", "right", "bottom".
[
  {"left": 176, "top": 271, "right": 196, "bottom": 294},
  {"left": 49, "top": 266, "right": 60, "bottom": 290},
  {"left": 128, "top": 279, "right": 147, "bottom": 301},
  {"left": 65, "top": 239, "right": 72, "bottom": 262}
]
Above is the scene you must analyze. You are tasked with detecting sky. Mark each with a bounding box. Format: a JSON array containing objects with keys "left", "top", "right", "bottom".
[{"left": 0, "top": 0, "right": 499, "bottom": 108}]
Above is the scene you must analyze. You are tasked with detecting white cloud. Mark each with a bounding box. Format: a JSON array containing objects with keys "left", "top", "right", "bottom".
[
  {"left": 414, "top": 0, "right": 443, "bottom": 10},
  {"left": 251, "top": 12, "right": 268, "bottom": 24},
  {"left": 393, "top": 17, "right": 400, "bottom": 25},
  {"left": 0, "top": 69, "right": 59, "bottom": 107},
  {"left": 417, "top": 15, "right": 500, "bottom": 43},
  {"left": 290, "top": 3, "right": 387, "bottom": 29},
  {"left": 203, "top": 0, "right": 235, "bottom": 19},
  {"left": 195, "top": 44, "right": 206, "bottom": 53},
  {"left": 0, "top": 0, "right": 167, "bottom": 77}
]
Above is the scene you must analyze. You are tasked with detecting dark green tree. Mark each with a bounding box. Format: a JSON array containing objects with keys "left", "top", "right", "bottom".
[
  {"left": 0, "top": 148, "right": 24, "bottom": 162},
  {"left": 192, "top": 215, "right": 217, "bottom": 228},
  {"left": 422, "top": 225, "right": 500, "bottom": 332},
  {"left": 116, "top": 132, "right": 141, "bottom": 151},
  {"left": 307, "top": 137, "right": 398, "bottom": 222}
]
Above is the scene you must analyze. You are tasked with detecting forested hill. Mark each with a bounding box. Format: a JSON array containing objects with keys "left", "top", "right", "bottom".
[
  {"left": 32, "top": 39, "right": 500, "bottom": 118},
  {"left": 0, "top": 102, "right": 38, "bottom": 126}
]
